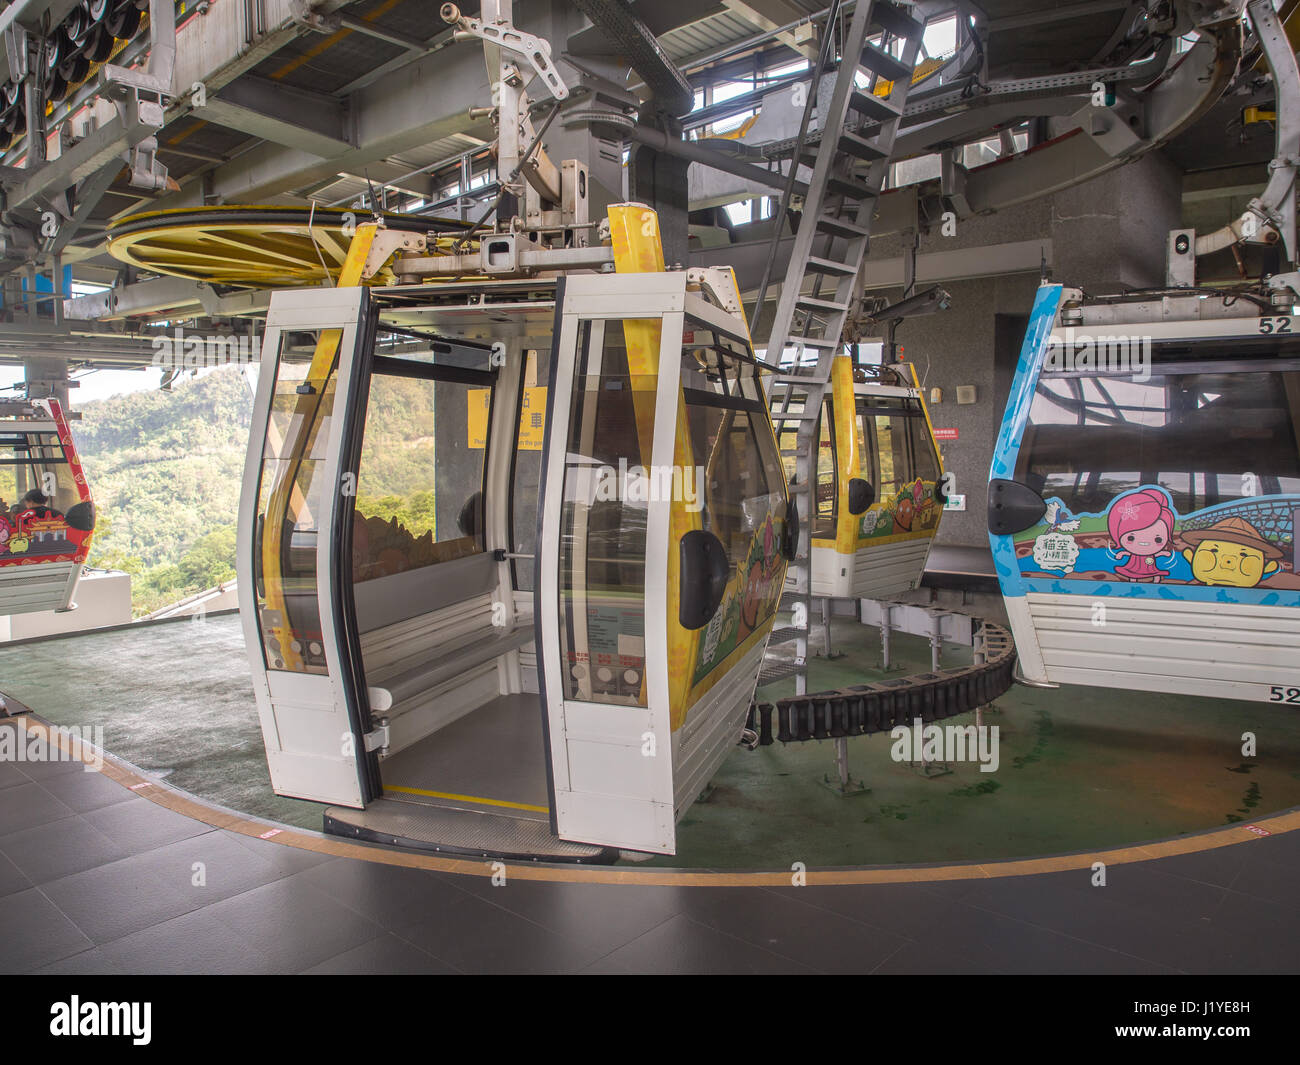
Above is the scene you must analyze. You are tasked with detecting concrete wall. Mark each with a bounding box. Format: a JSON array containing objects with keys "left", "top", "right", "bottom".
[
  {"left": 863, "top": 152, "right": 1181, "bottom": 549},
  {"left": 0, "top": 570, "right": 132, "bottom": 642}
]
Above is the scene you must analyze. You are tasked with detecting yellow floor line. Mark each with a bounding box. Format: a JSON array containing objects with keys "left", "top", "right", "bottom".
[
  {"left": 386, "top": 784, "right": 549, "bottom": 814},
  {"left": 13, "top": 713, "right": 1299, "bottom": 887}
]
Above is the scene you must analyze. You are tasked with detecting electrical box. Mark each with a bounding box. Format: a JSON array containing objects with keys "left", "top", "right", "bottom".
[
  {"left": 1167, "top": 228, "right": 1196, "bottom": 288},
  {"left": 955, "top": 385, "right": 976, "bottom": 404}
]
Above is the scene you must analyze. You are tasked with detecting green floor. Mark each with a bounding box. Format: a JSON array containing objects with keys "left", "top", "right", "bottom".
[
  {"left": 652, "top": 617, "right": 1300, "bottom": 866},
  {"left": 0, "top": 613, "right": 326, "bottom": 831},
  {"left": 3, "top": 611, "right": 1299, "bottom": 868}
]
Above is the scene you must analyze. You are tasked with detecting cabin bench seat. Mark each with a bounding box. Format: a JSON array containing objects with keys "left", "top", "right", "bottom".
[{"left": 365, "top": 620, "right": 535, "bottom": 712}]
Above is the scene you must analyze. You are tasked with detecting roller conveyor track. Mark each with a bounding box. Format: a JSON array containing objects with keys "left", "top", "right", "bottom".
[{"left": 747, "top": 621, "right": 1015, "bottom": 745}]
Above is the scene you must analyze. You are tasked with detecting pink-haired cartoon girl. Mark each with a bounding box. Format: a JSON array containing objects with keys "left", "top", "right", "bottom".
[{"left": 1106, "top": 487, "right": 1176, "bottom": 582}]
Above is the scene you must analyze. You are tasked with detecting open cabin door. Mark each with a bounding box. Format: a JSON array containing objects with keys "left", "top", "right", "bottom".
[
  {"left": 238, "top": 287, "right": 380, "bottom": 807},
  {"left": 537, "top": 272, "right": 789, "bottom": 854}
]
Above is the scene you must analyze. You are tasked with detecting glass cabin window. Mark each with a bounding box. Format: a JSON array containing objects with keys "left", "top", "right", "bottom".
[
  {"left": 858, "top": 396, "right": 938, "bottom": 498},
  {"left": 557, "top": 320, "right": 653, "bottom": 705},
  {"left": 680, "top": 335, "right": 786, "bottom": 569},
  {"left": 511, "top": 347, "right": 550, "bottom": 594},
  {"left": 0, "top": 431, "right": 81, "bottom": 514},
  {"left": 351, "top": 353, "right": 489, "bottom": 584},
  {"left": 1014, "top": 365, "right": 1300, "bottom": 516},
  {"left": 814, "top": 400, "right": 836, "bottom": 537},
  {"left": 253, "top": 329, "right": 340, "bottom": 675}
]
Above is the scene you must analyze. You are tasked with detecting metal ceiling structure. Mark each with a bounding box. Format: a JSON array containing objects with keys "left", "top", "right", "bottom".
[{"left": 0, "top": 0, "right": 1291, "bottom": 375}]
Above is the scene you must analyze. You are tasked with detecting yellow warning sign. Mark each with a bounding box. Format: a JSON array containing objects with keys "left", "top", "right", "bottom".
[{"left": 468, "top": 386, "right": 547, "bottom": 450}]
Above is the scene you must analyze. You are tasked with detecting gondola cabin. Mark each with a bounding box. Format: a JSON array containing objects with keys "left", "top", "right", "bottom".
[
  {"left": 237, "top": 206, "right": 792, "bottom": 858},
  {"left": 775, "top": 356, "right": 946, "bottom": 599},
  {"left": 990, "top": 283, "right": 1300, "bottom": 702},
  {"left": 0, "top": 398, "right": 95, "bottom": 616}
]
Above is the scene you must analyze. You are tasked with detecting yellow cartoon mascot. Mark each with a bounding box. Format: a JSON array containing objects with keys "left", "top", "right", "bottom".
[{"left": 1181, "top": 517, "right": 1283, "bottom": 588}]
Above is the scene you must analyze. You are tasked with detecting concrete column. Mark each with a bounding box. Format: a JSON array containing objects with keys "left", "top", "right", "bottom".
[{"left": 1049, "top": 151, "right": 1182, "bottom": 292}]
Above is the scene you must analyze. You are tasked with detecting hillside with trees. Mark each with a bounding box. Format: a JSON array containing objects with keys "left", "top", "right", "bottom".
[
  {"left": 72, "top": 366, "right": 455, "bottom": 615},
  {"left": 74, "top": 368, "right": 253, "bottom": 615}
]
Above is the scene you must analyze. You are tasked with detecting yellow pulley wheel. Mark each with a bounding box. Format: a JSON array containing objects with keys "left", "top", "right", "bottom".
[{"left": 106, "top": 205, "right": 476, "bottom": 289}]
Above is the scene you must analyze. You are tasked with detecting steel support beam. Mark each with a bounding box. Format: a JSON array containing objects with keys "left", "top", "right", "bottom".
[
  {"left": 985, "top": 0, "right": 1129, "bottom": 31},
  {"left": 6, "top": 95, "right": 163, "bottom": 211},
  {"left": 150, "top": 4, "right": 591, "bottom": 207},
  {"left": 197, "top": 76, "right": 353, "bottom": 158},
  {"left": 720, "top": 0, "right": 820, "bottom": 60},
  {"left": 63, "top": 274, "right": 273, "bottom": 321},
  {"left": 858, "top": 238, "right": 1053, "bottom": 289},
  {"left": 623, "top": 122, "right": 805, "bottom": 197}
]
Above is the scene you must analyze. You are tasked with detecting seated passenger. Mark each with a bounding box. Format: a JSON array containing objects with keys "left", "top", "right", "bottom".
[{"left": 16, "top": 489, "right": 62, "bottom": 521}]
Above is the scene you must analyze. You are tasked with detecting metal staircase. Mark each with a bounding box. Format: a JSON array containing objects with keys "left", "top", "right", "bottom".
[{"left": 759, "top": 0, "right": 927, "bottom": 694}]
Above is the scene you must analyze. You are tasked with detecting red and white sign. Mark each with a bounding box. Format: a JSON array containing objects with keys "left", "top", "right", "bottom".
[{"left": 933, "top": 428, "right": 959, "bottom": 441}]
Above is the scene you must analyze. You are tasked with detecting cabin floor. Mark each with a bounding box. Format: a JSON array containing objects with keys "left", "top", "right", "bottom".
[
  {"left": 324, "top": 694, "right": 607, "bottom": 862},
  {"left": 2, "top": 610, "right": 1300, "bottom": 868},
  {"left": 376, "top": 694, "right": 551, "bottom": 819}
]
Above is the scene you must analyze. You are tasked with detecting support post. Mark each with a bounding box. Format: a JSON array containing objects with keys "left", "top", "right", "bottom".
[{"left": 879, "top": 603, "right": 892, "bottom": 670}]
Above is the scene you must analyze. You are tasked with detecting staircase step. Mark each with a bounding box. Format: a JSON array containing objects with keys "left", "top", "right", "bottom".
[
  {"left": 767, "top": 626, "right": 806, "bottom": 646},
  {"left": 859, "top": 43, "right": 913, "bottom": 84},
  {"left": 871, "top": 1, "right": 926, "bottom": 41},
  {"left": 848, "top": 89, "right": 902, "bottom": 122},
  {"left": 826, "top": 175, "right": 879, "bottom": 201},
  {"left": 786, "top": 336, "right": 840, "bottom": 348},
  {"left": 806, "top": 254, "right": 857, "bottom": 279},
  {"left": 815, "top": 214, "right": 869, "bottom": 239},
  {"left": 795, "top": 294, "right": 848, "bottom": 313},
  {"left": 838, "top": 130, "right": 889, "bottom": 162}
]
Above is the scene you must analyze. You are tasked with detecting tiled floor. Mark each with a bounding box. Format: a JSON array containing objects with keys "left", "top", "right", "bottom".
[{"left": 2, "top": 723, "right": 1297, "bottom": 973}]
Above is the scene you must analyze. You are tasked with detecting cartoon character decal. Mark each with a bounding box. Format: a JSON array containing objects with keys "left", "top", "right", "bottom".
[
  {"left": 1106, "top": 488, "right": 1176, "bottom": 583},
  {"left": 1009, "top": 484, "right": 1299, "bottom": 601},
  {"left": 1181, "top": 517, "right": 1282, "bottom": 588},
  {"left": 857, "top": 478, "right": 943, "bottom": 542},
  {"left": 0, "top": 505, "right": 74, "bottom": 561}
]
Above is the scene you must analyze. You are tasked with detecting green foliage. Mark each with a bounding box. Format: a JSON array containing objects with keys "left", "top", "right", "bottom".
[
  {"left": 354, "top": 490, "right": 437, "bottom": 537},
  {"left": 73, "top": 365, "right": 455, "bottom": 616},
  {"left": 74, "top": 369, "right": 251, "bottom": 615}
]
